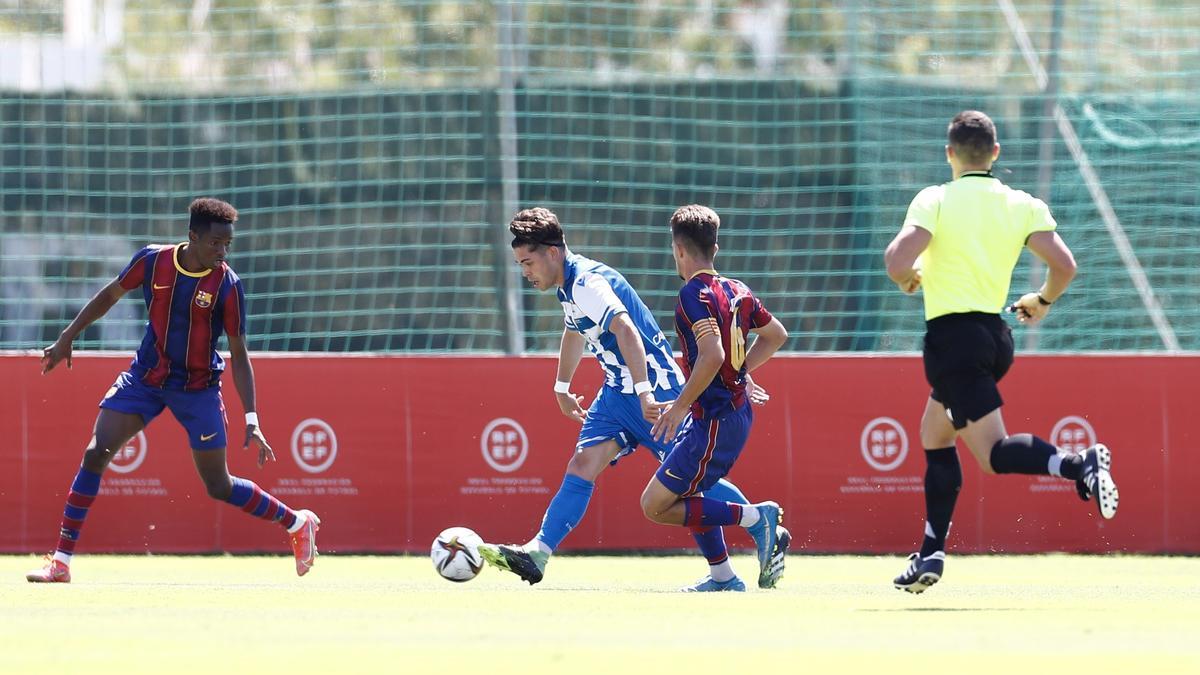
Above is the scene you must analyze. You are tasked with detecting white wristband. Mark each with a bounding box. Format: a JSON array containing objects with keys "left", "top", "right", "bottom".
[
  {"left": 553, "top": 380, "right": 571, "bottom": 394},
  {"left": 245, "top": 412, "right": 259, "bottom": 427},
  {"left": 633, "top": 381, "right": 653, "bottom": 395}
]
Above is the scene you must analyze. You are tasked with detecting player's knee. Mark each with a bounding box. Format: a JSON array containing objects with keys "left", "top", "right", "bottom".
[
  {"left": 638, "top": 487, "right": 669, "bottom": 523},
  {"left": 565, "top": 450, "right": 606, "bottom": 482},
  {"left": 83, "top": 437, "right": 118, "bottom": 467},
  {"left": 202, "top": 477, "right": 233, "bottom": 501},
  {"left": 638, "top": 491, "right": 656, "bottom": 520}
]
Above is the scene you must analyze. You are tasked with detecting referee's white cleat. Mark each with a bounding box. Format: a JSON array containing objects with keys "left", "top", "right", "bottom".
[{"left": 1077, "top": 444, "right": 1119, "bottom": 520}]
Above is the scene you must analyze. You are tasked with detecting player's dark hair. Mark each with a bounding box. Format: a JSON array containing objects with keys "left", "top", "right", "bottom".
[
  {"left": 189, "top": 197, "right": 238, "bottom": 233},
  {"left": 509, "top": 207, "right": 565, "bottom": 251},
  {"left": 947, "top": 110, "right": 997, "bottom": 165},
  {"left": 670, "top": 204, "right": 719, "bottom": 260}
]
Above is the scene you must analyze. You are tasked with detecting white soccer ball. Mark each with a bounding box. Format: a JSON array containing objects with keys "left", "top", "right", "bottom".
[{"left": 430, "top": 526, "right": 484, "bottom": 582}]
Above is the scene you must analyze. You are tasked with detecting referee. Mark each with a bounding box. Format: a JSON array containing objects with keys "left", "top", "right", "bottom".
[{"left": 883, "top": 110, "right": 1119, "bottom": 594}]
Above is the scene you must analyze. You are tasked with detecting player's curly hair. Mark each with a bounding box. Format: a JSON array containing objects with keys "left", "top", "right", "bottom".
[
  {"left": 188, "top": 197, "right": 238, "bottom": 233},
  {"left": 669, "top": 204, "right": 719, "bottom": 260},
  {"left": 509, "top": 207, "right": 565, "bottom": 250},
  {"left": 948, "top": 110, "right": 997, "bottom": 165}
]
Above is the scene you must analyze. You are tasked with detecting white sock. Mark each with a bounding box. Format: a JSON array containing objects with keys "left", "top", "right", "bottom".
[
  {"left": 709, "top": 560, "right": 736, "bottom": 583},
  {"left": 739, "top": 505, "right": 762, "bottom": 528},
  {"left": 286, "top": 511, "right": 307, "bottom": 534},
  {"left": 525, "top": 538, "right": 553, "bottom": 556},
  {"left": 52, "top": 551, "right": 72, "bottom": 566},
  {"left": 1048, "top": 453, "right": 1066, "bottom": 478}
]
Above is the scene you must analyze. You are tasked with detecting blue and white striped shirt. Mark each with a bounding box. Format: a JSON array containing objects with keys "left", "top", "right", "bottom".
[{"left": 557, "top": 252, "right": 684, "bottom": 393}]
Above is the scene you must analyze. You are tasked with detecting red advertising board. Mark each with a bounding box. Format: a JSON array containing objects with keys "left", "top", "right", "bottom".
[{"left": 2, "top": 353, "right": 1197, "bottom": 554}]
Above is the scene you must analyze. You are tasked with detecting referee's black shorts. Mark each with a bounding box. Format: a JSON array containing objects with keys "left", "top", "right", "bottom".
[{"left": 923, "top": 311, "right": 1014, "bottom": 430}]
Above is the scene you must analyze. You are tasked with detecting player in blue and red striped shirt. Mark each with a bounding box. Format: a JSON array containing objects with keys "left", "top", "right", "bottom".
[
  {"left": 26, "top": 198, "right": 320, "bottom": 583},
  {"left": 642, "top": 205, "right": 791, "bottom": 591}
]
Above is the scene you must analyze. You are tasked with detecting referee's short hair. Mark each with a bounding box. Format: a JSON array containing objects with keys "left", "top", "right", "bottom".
[
  {"left": 670, "top": 204, "right": 719, "bottom": 260},
  {"left": 947, "top": 110, "right": 996, "bottom": 164}
]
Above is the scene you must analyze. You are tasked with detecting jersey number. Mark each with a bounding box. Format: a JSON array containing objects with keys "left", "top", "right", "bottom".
[{"left": 729, "top": 298, "right": 747, "bottom": 370}]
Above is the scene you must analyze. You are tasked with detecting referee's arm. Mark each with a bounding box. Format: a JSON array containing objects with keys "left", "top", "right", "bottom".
[
  {"left": 1025, "top": 231, "right": 1077, "bottom": 303},
  {"left": 884, "top": 225, "right": 932, "bottom": 293}
]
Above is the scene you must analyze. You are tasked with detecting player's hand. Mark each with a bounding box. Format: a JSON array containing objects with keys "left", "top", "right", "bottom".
[
  {"left": 41, "top": 337, "right": 74, "bottom": 374},
  {"left": 1007, "top": 292, "right": 1050, "bottom": 326},
  {"left": 639, "top": 391, "right": 661, "bottom": 423},
  {"left": 897, "top": 269, "right": 922, "bottom": 295},
  {"left": 650, "top": 400, "right": 688, "bottom": 443},
  {"left": 556, "top": 391, "right": 589, "bottom": 424},
  {"left": 745, "top": 374, "right": 770, "bottom": 406},
  {"left": 244, "top": 425, "right": 275, "bottom": 468}
]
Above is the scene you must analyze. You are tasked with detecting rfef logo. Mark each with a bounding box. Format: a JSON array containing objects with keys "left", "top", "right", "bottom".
[
  {"left": 481, "top": 418, "right": 528, "bottom": 473},
  {"left": 108, "top": 431, "right": 148, "bottom": 474},
  {"left": 1051, "top": 415, "right": 1096, "bottom": 455},
  {"left": 860, "top": 417, "right": 908, "bottom": 472},
  {"left": 291, "top": 418, "right": 338, "bottom": 474}
]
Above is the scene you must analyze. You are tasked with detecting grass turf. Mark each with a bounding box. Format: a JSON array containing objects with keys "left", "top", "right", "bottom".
[{"left": 2, "top": 554, "right": 1198, "bottom": 674}]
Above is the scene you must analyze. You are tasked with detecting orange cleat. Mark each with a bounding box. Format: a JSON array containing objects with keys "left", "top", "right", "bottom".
[
  {"left": 289, "top": 510, "right": 320, "bottom": 576},
  {"left": 26, "top": 555, "right": 71, "bottom": 583}
]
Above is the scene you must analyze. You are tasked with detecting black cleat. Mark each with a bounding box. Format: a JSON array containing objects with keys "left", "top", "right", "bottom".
[
  {"left": 1077, "top": 444, "right": 1119, "bottom": 520},
  {"left": 893, "top": 551, "right": 945, "bottom": 594},
  {"left": 478, "top": 544, "right": 548, "bottom": 585}
]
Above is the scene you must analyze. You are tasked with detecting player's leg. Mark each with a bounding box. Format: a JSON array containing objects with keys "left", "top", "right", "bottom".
[
  {"left": 961, "top": 411, "right": 1117, "bottom": 518},
  {"left": 641, "top": 406, "right": 785, "bottom": 588},
  {"left": 26, "top": 407, "right": 147, "bottom": 583},
  {"left": 704, "top": 479, "right": 784, "bottom": 585},
  {"left": 537, "top": 438, "right": 622, "bottom": 548},
  {"left": 479, "top": 438, "right": 621, "bottom": 585},
  {"left": 917, "top": 395, "right": 961, "bottom": 558},
  {"left": 632, "top": 391, "right": 783, "bottom": 588},
  {"left": 28, "top": 372, "right": 164, "bottom": 583},
  {"left": 189, "top": 446, "right": 319, "bottom": 575},
  {"left": 174, "top": 389, "right": 320, "bottom": 576},
  {"left": 894, "top": 395, "right": 961, "bottom": 593}
]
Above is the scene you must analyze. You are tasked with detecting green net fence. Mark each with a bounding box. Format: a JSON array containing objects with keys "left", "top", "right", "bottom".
[{"left": 1, "top": 1, "right": 1197, "bottom": 353}]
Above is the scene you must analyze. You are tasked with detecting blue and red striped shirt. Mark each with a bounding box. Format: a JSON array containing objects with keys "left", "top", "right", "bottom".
[
  {"left": 116, "top": 243, "right": 247, "bottom": 391},
  {"left": 675, "top": 270, "right": 774, "bottom": 419}
]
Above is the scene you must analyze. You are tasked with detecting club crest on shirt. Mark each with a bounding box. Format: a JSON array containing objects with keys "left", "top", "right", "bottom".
[{"left": 194, "top": 290, "right": 213, "bottom": 308}]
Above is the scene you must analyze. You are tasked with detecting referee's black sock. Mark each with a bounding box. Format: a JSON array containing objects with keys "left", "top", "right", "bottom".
[
  {"left": 919, "top": 447, "right": 961, "bottom": 558},
  {"left": 989, "top": 433, "right": 1082, "bottom": 480}
]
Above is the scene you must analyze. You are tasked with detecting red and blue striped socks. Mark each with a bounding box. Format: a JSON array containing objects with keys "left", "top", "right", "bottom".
[
  {"left": 226, "top": 477, "right": 300, "bottom": 531},
  {"left": 53, "top": 467, "right": 102, "bottom": 565}
]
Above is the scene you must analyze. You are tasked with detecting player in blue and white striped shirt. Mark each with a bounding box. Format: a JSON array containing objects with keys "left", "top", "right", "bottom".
[{"left": 480, "top": 207, "right": 772, "bottom": 590}]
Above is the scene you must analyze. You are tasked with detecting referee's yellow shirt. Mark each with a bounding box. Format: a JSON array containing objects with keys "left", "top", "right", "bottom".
[{"left": 904, "top": 171, "right": 1057, "bottom": 320}]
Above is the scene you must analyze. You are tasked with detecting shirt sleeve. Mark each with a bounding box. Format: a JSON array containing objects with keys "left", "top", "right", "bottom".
[
  {"left": 903, "top": 186, "right": 942, "bottom": 235},
  {"left": 572, "top": 273, "right": 628, "bottom": 332},
  {"left": 1025, "top": 196, "right": 1058, "bottom": 237},
  {"left": 678, "top": 286, "right": 720, "bottom": 340},
  {"left": 116, "top": 246, "right": 157, "bottom": 290},
  {"left": 222, "top": 278, "right": 247, "bottom": 337},
  {"left": 746, "top": 292, "right": 774, "bottom": 329}
]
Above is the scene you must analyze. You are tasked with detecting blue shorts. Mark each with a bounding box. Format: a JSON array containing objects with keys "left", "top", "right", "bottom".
[
  {"left": 656, "top": 403, "right": 753, "bottom": 496},
  {"left": 99, "top": 371, "right": 228, "bottom": 450},
  {"left": 577, "top": 385, "right": 689, "bottom": 463}
]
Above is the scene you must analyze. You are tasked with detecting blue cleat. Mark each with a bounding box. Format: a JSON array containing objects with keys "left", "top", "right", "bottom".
[
  {"left": 749, "top": 501, "right": 784, "bottom": 589},
  {"left": 893, "top": 551, "right": 945, "bottom": 593},
  {"left": 746, "top": 515, "right": 768, "bottom": 558},
  {"left": 760, "top": 526, "right": 790, "bottom": 589},
  {"left": 682, "top": 575, "right": 746, "bottom": 592}
]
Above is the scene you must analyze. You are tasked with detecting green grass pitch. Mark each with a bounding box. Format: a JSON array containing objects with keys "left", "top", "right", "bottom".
[{"left": 3, "top": 554, "right": 1198, "bottom": 674}]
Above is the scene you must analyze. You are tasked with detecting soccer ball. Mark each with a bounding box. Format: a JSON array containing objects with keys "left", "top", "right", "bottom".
[{"left": 430, "top": 527, "right": 484, "bottom": 582}]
